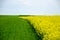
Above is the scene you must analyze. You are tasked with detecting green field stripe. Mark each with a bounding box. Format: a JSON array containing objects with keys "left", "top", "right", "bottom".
[{"left": 0, "top": 16, "right": 41, "bottom": 40}]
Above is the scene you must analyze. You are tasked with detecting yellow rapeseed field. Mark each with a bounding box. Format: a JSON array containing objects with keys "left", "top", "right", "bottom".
[{"left": 19, "top": 16, "right": 60, "bottom": 40}]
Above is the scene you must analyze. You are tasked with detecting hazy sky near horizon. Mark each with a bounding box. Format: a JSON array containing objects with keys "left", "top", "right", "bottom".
[{"left": 0, "top": 0, "right": 60, "bottom": 15}]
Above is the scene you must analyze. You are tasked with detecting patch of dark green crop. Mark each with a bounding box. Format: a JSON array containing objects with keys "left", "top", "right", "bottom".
[{"left": 0, "top": 15, "right": 43, "bottom": 40}]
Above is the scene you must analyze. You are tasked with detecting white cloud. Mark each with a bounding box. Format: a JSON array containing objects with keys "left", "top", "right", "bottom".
[{"left": 0, "top": 0, "right": 60, "bottom": 15}]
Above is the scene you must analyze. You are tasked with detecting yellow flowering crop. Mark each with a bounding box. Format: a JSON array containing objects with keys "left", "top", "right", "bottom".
[{"left": 19, "top": 16, "right": 60, "bottom": 40}]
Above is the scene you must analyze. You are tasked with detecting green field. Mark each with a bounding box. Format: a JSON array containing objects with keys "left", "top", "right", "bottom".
[{"left": 0, "top": 15, "right": 41, "bottom": 40}]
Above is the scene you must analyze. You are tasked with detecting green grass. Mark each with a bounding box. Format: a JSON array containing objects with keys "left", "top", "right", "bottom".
[{"left": 0, "top": 15, "right": 40, "bottom": 40}]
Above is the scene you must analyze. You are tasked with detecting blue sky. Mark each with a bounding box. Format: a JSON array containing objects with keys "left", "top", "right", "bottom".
[{"left": 0, "top": 0, "right": 60, "bottom": 15}]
